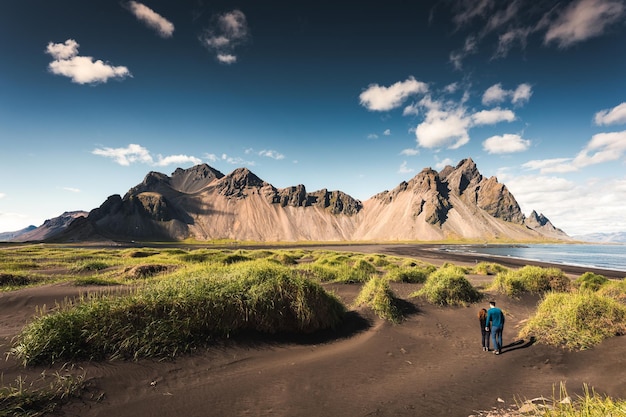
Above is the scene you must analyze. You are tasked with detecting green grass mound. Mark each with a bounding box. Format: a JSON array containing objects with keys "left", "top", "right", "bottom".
[
  {"left": 412, "top": 265, "right": 482, "bottom": 306},
  {"left": 597, "top": 279, "right": 626, "bottom": 304},
  {"left": 519, "top": 291, "right": 626, "bottom": 350},
  {"left": 10, "top": 262, "right": 345, "bottom": 365},
  {"left": 385, "top": 265, "right": 434, "bottom": 283},
  {"left": 491, "top": 265, "right": 571, "bottom": 297},
  {"left": 575, "top": 272, "right": 608, "bottom": 292},
  {"left": 353, "top": 277, "right": 403, "bottom": 323},
  {"left": 471, "top": 262, "right": 508, "bottom": 276}
]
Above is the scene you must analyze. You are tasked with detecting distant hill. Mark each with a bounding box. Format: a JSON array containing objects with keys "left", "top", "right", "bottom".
[
  {"left": 44, "top": 158, "right": 569, "bottom": 243},
  {"left": 572, "top": 232, "right": 626, "bottom": 244},
  {"left": 10, "top": 211, "right": 88, "bottom": 242},
  {"left": 0, "top": 225, "right": 37, "bottom": 242}
]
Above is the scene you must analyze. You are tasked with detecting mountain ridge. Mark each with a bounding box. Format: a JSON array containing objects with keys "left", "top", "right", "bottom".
[{"left": 10, "top": 158, "right": 569, "bottom": 243}]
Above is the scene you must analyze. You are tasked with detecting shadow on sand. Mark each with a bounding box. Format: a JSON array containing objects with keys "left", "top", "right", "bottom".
[{"left": 500, "top": 336, "right": 536, "bottom": 354}]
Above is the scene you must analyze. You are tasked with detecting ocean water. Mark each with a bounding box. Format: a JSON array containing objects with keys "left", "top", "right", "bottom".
[{"left": 444, "top": 244, "right": 626, "bottom": 272}]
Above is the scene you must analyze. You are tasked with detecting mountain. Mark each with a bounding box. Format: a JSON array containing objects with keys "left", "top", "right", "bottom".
[
  {"left": 572, "top": 232, "right": 626, "bottom": 244},
  {"left": 46, "top": 158, "right": 568, "bottom": 243},
  {"left": 0, "top": 225, "right": 37, "bottom": 242},
  {"left": 10, "top": 211, "right": 89, "bottom": 242}
]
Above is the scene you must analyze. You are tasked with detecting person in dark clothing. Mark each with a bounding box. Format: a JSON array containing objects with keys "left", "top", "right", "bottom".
[
  {"left": 485, "top": 301, "right": 505, "bottom": 354},
  {"left": 478, "top": 308, "right": 490, "bottom": 351}
]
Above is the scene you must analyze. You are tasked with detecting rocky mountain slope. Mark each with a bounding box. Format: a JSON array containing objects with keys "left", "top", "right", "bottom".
[{"left": 35, "top": 158, "right": 569, "bottom": 242}]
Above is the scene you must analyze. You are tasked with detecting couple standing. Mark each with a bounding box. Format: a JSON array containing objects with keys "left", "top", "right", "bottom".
[{"left": 478, "top": 301, "right": 505, "bottom": 355}]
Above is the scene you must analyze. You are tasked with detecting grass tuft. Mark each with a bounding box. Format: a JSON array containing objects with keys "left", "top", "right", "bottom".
[
  {"left": 519, "top": 291, "right": 626, "bottom": 350},
  {"left": 10, "top": 261, "right": 345, "bottom": 365},
  {"left": 411, "top": 265, "right": 482, "bottom": 306},
  {"left": 491, "top": 265, "right": 571, "bottom": 297},
  {"left": 353, "top": 277, "right": 403, "bottom": 323}
]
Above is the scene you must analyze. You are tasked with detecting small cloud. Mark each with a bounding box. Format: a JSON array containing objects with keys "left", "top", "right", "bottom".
[
  {"left": 398, "top": 161, "right": 414, "bottom": 174},
  {"left": 435, "top": 158, "right": 454, "bottom": 170},
  {"left": 367, "top": 133, "right": 379, "bottom": 140},
  {"left": 522, "top": 130, "right": 626, "bottom": 173},
  {"left": 400, "top": 148, "right": 419, "bottom": 156},
  {"left": 472, "top": 108, "right": 516, "bottom": 125},
  {"left": 383, "top": 129, "right": 391, "bottom": 136},
  {"left": 205, "top": 152, "right": 254, "bottom": 166},
  {"left": 62, "top": 187, "right": 81, "bottom": 193},
  {"left": 92, "top": 143, "right": 201, "bottom": 167},
  {"left": 573, "top": 130, "right": 626, "bottom": 167},
  {"left": 544, "top": 0, "right": 624, "bottom": 48},
  {"left": 46, "top": 39, "right": 131, "bottom": 84},
  {"left": 258, "top": 149, "right": 285, "bottom": 160},
  {"left": 0, "top": 193, "right": 6, "bottom": 199},
  {"left": 359, "top": 76, "right": 428, "bottom": 111},
  {"left": 594, "top": 102, "right": 626, "bottom": 126},
  {"left": 482, "top": 134, "right": 531, "bottom": 154},
  {"left": 155, "top": 154, "right": 202, "bottom": 167},
  {"left": 200, "top": 10, "right": 249, "bottom": 65},
  {"left": 126, "top": 1, "right": 174, "bottom": 38},
  {"left": 482, "top": 83, "right": 532, "bottom": 106}
]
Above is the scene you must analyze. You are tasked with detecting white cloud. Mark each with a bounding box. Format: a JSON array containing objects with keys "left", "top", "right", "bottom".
[
  {"left": 259, "top": 150, "right": 285, "bottom": 160},
  {"left": 359, "top": 76, "right": 428, "bottom": 111},
  {"left": 512, "top": 83, "right": 533, "bottom": 105},
  {"left": 482, "top": 83, "right": 532, "bottom": 106},
  {"left": 413, "top": 94, "right": 517, "bottom": 150},
  {"left": 435, "top": 158, "right": 454, "bottom": 170},
  {"left": 483, "top": 134, "right": 531, "bottom": 154},
  {"left": 544, "top": 0, "right": 625, "bottom": 47},
  {"left": 522, "top": 130, "right": 626, "bottom": 174},
  {"left": 367, "top": 133, "right": 379, "bottom": 140},
  {"left": 398, "top": 161, "right": 414, "bottom": 174},
  {"left": 92, "top": 144, "right": 201, "bottom": 167},
  {"left": 449, "top": 35, "right": 478, "bottom": 70},
  {"left": 46, "top": 39, "right": 79, "bottom": 59},
  {"left": 62, "top": 187, "right": 81, "bottom": 193},
  {"left": 126, "top": 1, "right": 174, "bottom": 38},
  {"left": 46, "top": 40, "right": 131, "bottom": 84},
  {"left": 522, "top": 158, "right": 574, "bottom": 173},
  {"left": 383, "top": 129, "right": 391, "bottom": 136},
  {"left": 155, "top": 154, "right": 202, "bottom": 167},
  {"left": 502, "top": 172, "right": 626, "bottom": 235},
  {"left": 472, "top": 108, "right": 516, "bottom": 125},
  {"left": 217, "top": 54, "right": 237, "bottom": 64},
  {"left": 416, "top": 108, "right": 471, "bottom": 149},
  {"left": 400, "top": 148, "right": 419, "bottom": 156},
  {"left": 205, "top": 153, "right": 255, "bottom": 166},
  {"left": 482, "top": 83, "right": 508, "bottom": 105},
  {"left": 594, "top": 102, "right": 626, "bottom": 126},
  {"left": 200, "top": 10, "right": 249, "bottom": 65},
  {"left": 572, "top": 130, "right": 626, "bottom": 167},
  {"left": 0, "top": 193, "right": 6, "bottom": 199}
]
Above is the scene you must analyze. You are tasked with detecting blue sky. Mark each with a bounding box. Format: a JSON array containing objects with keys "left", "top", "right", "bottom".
[{"left": 1, "top": 0, "right": 625, "bottom": 236}]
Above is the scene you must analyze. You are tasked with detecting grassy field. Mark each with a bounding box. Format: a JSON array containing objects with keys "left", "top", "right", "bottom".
[{"left": 1, "top": 244, "right": 625, "bottom": 416}]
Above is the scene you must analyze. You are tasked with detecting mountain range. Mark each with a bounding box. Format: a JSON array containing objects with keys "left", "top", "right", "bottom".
[{"left": 5, "top": 158, "right": 569, "bottom": 243}]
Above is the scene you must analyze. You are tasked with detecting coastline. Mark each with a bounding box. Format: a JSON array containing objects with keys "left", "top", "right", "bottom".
[{"left": 303, "top": 243, "right": 626, "bottom": 279}]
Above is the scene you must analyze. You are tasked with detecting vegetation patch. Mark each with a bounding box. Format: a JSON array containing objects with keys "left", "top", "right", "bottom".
[
  {"left": 385, "top": 265, "right": 434, "bottom": 283},
  {"left": 472, "top": 262, "right": 508, "bottom": 276},
  {"left": 0, "top": 273, "right": 33, "bottom": 287},
  {"left": 519, "top": 291, "right": 626, "bottom": 350},
  {"left": 412, "top": 265, "right": 482, "bottom": 306},
  {"left": 10, "top": 261, "right": 345, "bottom": 365},
  {"left": 0, "top": 373, "right": 85, "bottom": 417},
  {"left": 123, "top": 264, "right": 173, "bottom": 279},
  {"left": 597, "top": 279, "right": 626, "bottom": 304},
  {"left": 575, "top": 272, "right": 608, "bottom": 292},
  {"left": 353, "top": 277, "right": 403, "bottom": 323},
  {"left": 491, "top": 265, "right": 571, "bottom": 297}
]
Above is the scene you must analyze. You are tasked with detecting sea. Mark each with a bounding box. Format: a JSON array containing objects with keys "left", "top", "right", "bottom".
[{"left": 440, "top": 243, "right": 626, "bottom": 273}]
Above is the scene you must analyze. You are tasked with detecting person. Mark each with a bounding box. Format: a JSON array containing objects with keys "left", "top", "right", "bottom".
[
  {"left": 485, "top": 301, "right": 505, "bottom": 355},
  {"left": 478, "top": 308, "right": 490, "bottom": 351}
]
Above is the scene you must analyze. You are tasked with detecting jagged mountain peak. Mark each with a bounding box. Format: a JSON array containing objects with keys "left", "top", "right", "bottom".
[{"left": 38, "top": 158, "right": 569, "bottom": 243}]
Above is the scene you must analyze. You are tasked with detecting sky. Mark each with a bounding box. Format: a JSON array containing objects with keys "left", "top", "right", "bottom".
[{"left": 1, "top": 0, "right": 626, "bottom": 237}]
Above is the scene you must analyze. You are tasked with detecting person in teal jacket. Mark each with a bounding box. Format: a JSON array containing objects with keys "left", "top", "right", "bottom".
[{"left": 485, "top": 301, "right": 505, "bottom": 354}]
